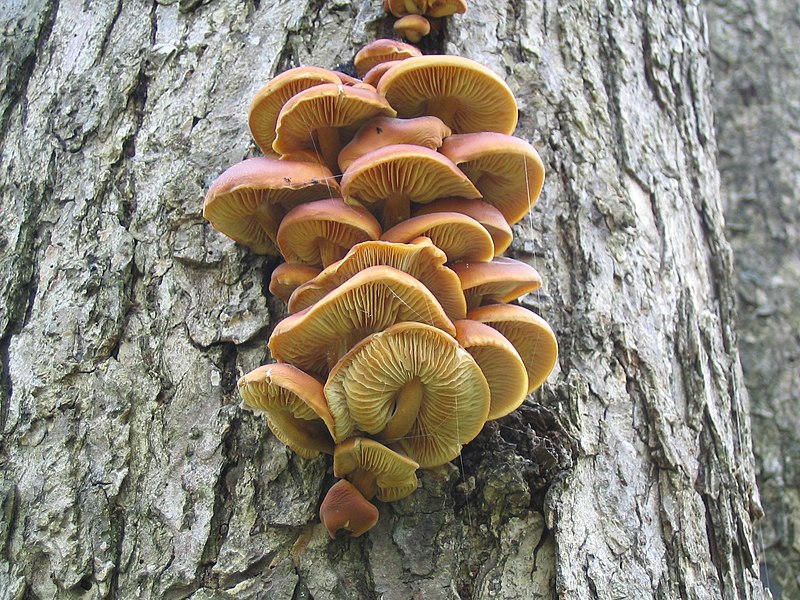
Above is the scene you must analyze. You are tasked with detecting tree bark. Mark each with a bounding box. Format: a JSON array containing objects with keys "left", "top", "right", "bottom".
[
  {"left": 0, "top": 0, "right": 768, "bottom": 598},
  {"left": 706, "top": 1, "right": 800, "bottom": 598}
]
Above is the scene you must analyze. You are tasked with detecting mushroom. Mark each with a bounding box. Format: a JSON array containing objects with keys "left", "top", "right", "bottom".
[
  {"left": 413, "top": 198, "right": 513, "bottom": 256},
  {"left": 249, "top": 66, "right": 342, "bottom": 156},
  {"left": 467, "top": 304, "right": 558, "bottom": 394},
  {"left": 354, "top": 39, "right": 422, "bottom": 78},
  {"left": 394, "top": 15, "right": 431, "bottom": 43},
  {"left": 273, "top": 83, "right": 396, "bottom": 173},
  {"left": 269, "top": 265, "right": 455, "bottom": 375},
  {"left": 381, "top": 212, "right": 495, "bottom": 263},
  {"left": 338, "top": 116, "right": 452, "bottom": 172},
  {"left": 340, "top": 144, "right": 481, "bottom": 228},
  {"left": 426, "top": 0, "right": 468, "bottom": 17},
  {"left": 362, "top": 60, "right": 402, "bottom": 88},
  {"left": 287, "top": 237, "right": 467, "bottom": 319},
  {"left": 202, "top": 157, "right": 339, "bottom": 255},
  {"left": 320, "top": 479, "right": 379, "bottom": 538},
  {"left": 454, "top": 320, "right": 528, "bottom": 420},
  {"left": 439, "top": 132, "right": 545, "bottom": 224},
  {"left": 384, "top": 0, "right": 427, "bottom": 17},
  {"left": 268, "top": 263, "right": 322, "bottom": 303},
  {"left": 333, "top": 437, "right": 419, "bottom": 501},
  {"left": 276, "top": 198, "right": 382, "bottom": 268},
  {"left": 450, "top": 256, "right": 542, "bottom": 309},
  {"left": 238, "top": 363, "right": 335, "bottom": 458},
  {"left": 377, "top": 56, "right": 518, "bottom": 135},
  {"left": 325, "top": 322, "right": 490, "bottom": 468}
]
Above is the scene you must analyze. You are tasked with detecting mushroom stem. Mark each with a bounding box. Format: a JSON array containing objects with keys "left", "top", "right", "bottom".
[
  {"left": 378, "top": 376, "right": 423, "bottom": 442},
  {"left": 424, "top": 97, "right": 458, "bottom": 130},
  {"left": 317, "top": 126, "right": 342, "bottom": 175},
  {"left": 347, "top": 469, "right": 379, "bottom": 500},
  {"left": 382, "top": 191, "right": 411, "bottom": 229},
  {"left": 318, "top": 238, "right": 344, "bottom": 267}
]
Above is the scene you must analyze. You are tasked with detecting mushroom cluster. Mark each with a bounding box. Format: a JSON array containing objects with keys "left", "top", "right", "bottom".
[
  {"left": 383, "top": 0, "right": 468, "bottom": 43},
  {"left": 203, "top": 40, "right": 558, "bottom": 539}
]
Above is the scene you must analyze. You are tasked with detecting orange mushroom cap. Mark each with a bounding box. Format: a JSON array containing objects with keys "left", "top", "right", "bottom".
[
  {"left": 381, "top": 212, "right": 495, "bottom": 263},
  {"left": 394, "top": 15, "right": 431, "bottom": 43},
  {"left": 320, "top": 479, "right": 379, "bottom": 538},
  {"left": 268, "top": 263, "right": 322, "bottom": 303},
  {"left": 450, "top": 256, "right": 542, "bottom": 309},
  {"left": 414, "top": 198, "right": 513, "bottom": 256},
  {"left": 333, "top": 437, "right": 419, "bottom": 502},
  {"left": 354, "top": 39, "right": 422, "bottom": 78}
]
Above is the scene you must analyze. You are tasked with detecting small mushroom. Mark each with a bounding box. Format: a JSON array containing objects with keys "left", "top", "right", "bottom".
[
  {"left": 354, "top": 39, "right": 422, "bottom": 78},
  {"left": 268, "top": 263, "right": 322, "bottom": 303},
  {"left": 341, "top": 144, "right": 481, "bottom": 228},
  {"left": 384, "top": 0, "right": 427, "bottom": 17},
  {"left": 320, "top": 479, "right": 379, "bottom": 538},
  {"left": 238, "top": 363, "right": 335, "bottom": 458},
  {"left": 377, "top": 56, "right": 518, "bottom": 135},
  {"left": 269, "top": 265, "right": 455, "bottom": 375},
  {"left": 467, "top": 304, "right": 558, "bottom": 394},
  {"left": 202, "top": 157, "right": 339, "bottom": 255},
  {"left": 276, "top": 198, "right": 382, "bottom": 268},
  {"left": 394, "top": 15, "right": 431, "bottom": 43},
  {"left": 413, "top": 198, "right": 513, "bottom": 256},
  {"left": 288, "top": 237, "right": 467, "bottom": 319},
  {"left": 381, "top": 212, "right": 495, "bottom": 263},
  {"left": 426, "top": 0, "right": 468, "bottom": 17},
  {"left": 450, "top": 256, "right": 542, "bottom": 309},
  {"left": 362, "top": 60, "right": 402, "bottom": 88},
  {"left": 325, "top": 322, "right": 490, "bottom": 467},
  {"left": 333, "top": 437, "right": 419, "bottom": 501}
]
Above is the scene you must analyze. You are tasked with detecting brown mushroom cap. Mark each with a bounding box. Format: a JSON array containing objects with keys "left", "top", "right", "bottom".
[
  {"left": 377, "top": 56, "right": 518, "bottom": 135},
  {"left": 341, "top": 144, "right": 481, "bottom": 228},
  {"left": 467, "top": 304, "right": 558, "bottom": 394},
  {"left": 269, "top": 263, "right": 322, "bottom": 303},
  {"left": 273, "top": 83, "right": 397, "bottom": 173},
  {"left": 338, "top": 116, "right": 452, "bottom": 172},
  {"left": 333, "top": 437, "right": 419, "bottom": 502},
  {"left": 288, "top": 238, "right": 467, "bottom": 319},
  {"left": 203, "top": 158, "right": 340, "bottom": 255},
  {"left": 454, "top": 320, "right": 529, "bottom": 420},
  {"left": 381, "top": 212, "right": 495, "bottom": 263},
  {"left": 362, "top": 60, "right": 402, "bottom": 88},
  {"left": 439, "top": 132, "right": 545, "bottom": 224},
  {"left": 276, "top": 198, "right": 382, "bottom": 268},
  {"left": 413, "top": 198, "right": 513, "bottom": 256},
  {"left": 426, "top": 0, "right": 468, "bottom": 17},
  {"left": 384, "top": 0, "right": 427, "bottom": 17},
  {"left": 450, "top": 256, "right": 542, "bottom": 309},
  {"left": 238, "top": 363, "right": 335, "bottom": 458},
  {"left": 325, "top": 322, "right": 490, "bottom": 468},
  {"left": 320, "top": 479, "right": 379, "bottom": 538},
  {"left": 354, "top": 39, "right": 422, "bottom": 78},
  {"left": 394, "top": 15, "right": 431, "bottom": 43},
  {"left": 269, "top": 265, "right": 456, "bottom": 375},
  {"left": 249, "top": 66, "right": 342, "bottom": 156}
]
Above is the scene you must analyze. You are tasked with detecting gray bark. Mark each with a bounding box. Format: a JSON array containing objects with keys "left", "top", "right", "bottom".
[
  {"left": 0, "top": 0, "right": 767, "bottom": 599},
  {"left": 706, "top": 1, "right": 800, "bottom": 598}
]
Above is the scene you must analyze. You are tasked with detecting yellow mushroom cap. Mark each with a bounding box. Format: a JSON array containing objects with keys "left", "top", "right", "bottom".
[
  {"left": 287, "top": 237, "right": 467, "bottom": 320},
  {"left": 269, "top": 265, "right": 455, "bottom": 376},
  {"left": 325, "top": 322, "right": 490, "bottom": 468},
  {"left": 450, "top": 256, "right": 542, "bottom": 309},
  {"left": 381, "top": 212, "right": 495, "bottom": 263},
  {"left": 333, "top": 437, "right": 419, "bottom": 502},
  {"left": 238, "top": 363, "right": 335, "bottom": 458},
  {"left": 413, "top": 198, "right": 513, "bottom": 256},
  {"left": 467, "top": 304, "right": 558, "bottom": 394},
  {"left": 202, "top": 157, "right": 340, "bottom": 255},
  {"left": 320, "top": 479, "right": 379, "bottom": 538},
  {"left": 377, "top": 56, "right": 518, "bottom": 135}
]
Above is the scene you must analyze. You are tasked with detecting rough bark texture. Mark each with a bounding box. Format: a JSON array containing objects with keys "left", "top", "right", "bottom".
[
  {"left": 0, "top": 0, "right": 768, "bottom": 598},
  {"left": 706, "top": 1, "right": 800, "bottom": 598}
]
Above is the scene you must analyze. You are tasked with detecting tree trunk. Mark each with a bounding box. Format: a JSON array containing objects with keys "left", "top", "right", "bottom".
[
  {"left": 706, "top": 1, "right": 800, "bottom": 598},
  {"left": 0, "top": 0, "right": 768, "bottom": 598}
]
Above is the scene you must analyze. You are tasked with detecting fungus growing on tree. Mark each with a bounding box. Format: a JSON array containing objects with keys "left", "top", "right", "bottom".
[
  {"left": 353, "top": 39, "right": 422, "bottom": 78},
  {"left": 268, "top": 263, "right": 322, "bottom": 304},
  {"left": 451, "top": 256, "right": 543, "bottom": 308},
  {"left": 333, "top": 437, "right": 419, "bottom": 501},
  {"left": 319, "top": 479, "right": 380, "bottom": 538},
  {"left": 414, "top": 198, "right": 513, "bottom": 256},
  {"left": 394, "top": 15, "right": 431, "bottom": 43}
]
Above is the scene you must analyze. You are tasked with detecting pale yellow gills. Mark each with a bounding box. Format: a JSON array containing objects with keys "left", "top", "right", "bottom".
[
  {"left": 287, "top": 238, "right": 467, "bottom": 320},
  {"left": 338, "top": 116, "right": 451, "bottom": 172},
  {"left": 325, "top": 322, "right": 490, "bottom": 468},
  {"left": 454, "top": 319, "right": 529, "bottom": 420},
  {"left": 320, "top": 479, "right": 379, "bottom": 538},
  {"left": 273, "top": 83, "right": 396, "bottom": 173},
  {"left": 414, "top": 197, "right": 513, "bottom": 256},
  {"left": 341, "top": 143, "right": 481, "bottom": 228},
  {"left": 451, "top": 256, "right": 542, "bottom": 309},
  {"left": 381, "top": 212, "right": 495, "bottom": 263},
  {"left": 249, "top": 66, "right": 342, "bottom": 156},
  {"left": 377, "top": 56, "right": 518, "bottom": 135},
  {"left": 439, "top": 132, "right": 545, "bottom": 224},
  {"left": 238, "top": 363, "right": 335, "bottom": 458},
  {"left": 467, "top": 304, "right": 558, "bottom": 394},
  {"left": 276, "top": 198, "right": 381, "bottom": 268},
  {"left": 354, "top": 39, "right": 422, "bottom": 77},
  {"left": 202, "top": 157, "right": 340, "bottom": 255},
  {"left": 268, "top": 263, "right": 322, "bottom": 303},
  {"left": 269, "top": 265, "right": 455, "bottom": 376},
  {"left": 333, "top": 437, "right": 419, "bottom": 502}
]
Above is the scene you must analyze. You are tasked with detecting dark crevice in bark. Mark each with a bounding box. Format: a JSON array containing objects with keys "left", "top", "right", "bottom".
[
  {"left": 597, "top": 0, "right": 629, "bottom": 173},
  {"left": 97, "top": 0, "right": 124, "bottom": 61}
]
